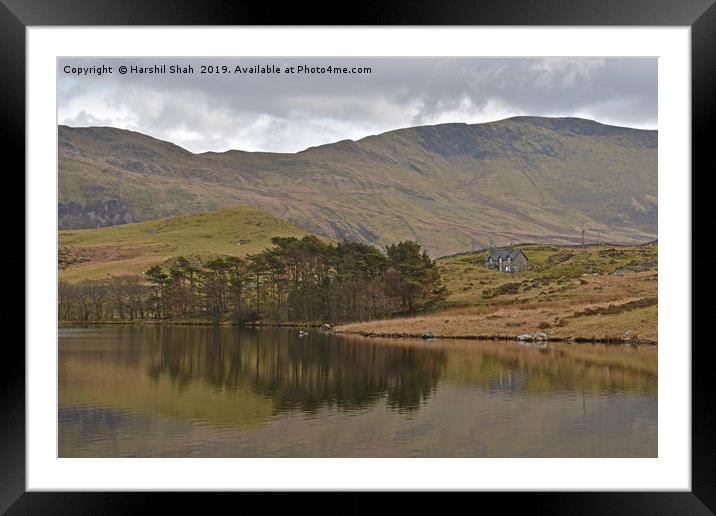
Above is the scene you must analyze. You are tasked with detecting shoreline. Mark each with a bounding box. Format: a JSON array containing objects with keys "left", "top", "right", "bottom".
[
  {"left": 59, "top": 320, "right": 322, "bottom": 328},
  {"left": 334, "top": 329, "right": 656, "bottom": 346},
  {"left": 58, "top": 320, "right": 656, "bottom": 345}
]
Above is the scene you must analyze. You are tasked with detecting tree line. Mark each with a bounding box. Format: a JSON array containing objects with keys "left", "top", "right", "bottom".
[{"left": 58, "top": 236, "right": 449, "bottom": 324}]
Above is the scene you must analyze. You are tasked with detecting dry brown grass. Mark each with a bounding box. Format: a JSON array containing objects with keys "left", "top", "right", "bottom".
[
  {"left": 336, "top": 267, "right": 658, "bottom": 343},
  {"left": 358, "top": 246, "right": 662, "bottom": 343}
]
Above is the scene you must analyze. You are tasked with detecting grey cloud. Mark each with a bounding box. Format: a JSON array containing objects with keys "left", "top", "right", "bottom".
[{"left": 58, "top": 57, "right": 657, "bottom": 153}]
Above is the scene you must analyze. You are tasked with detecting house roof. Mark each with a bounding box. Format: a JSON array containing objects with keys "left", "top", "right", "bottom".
[{"left": 486, "top": 248, "right": 527, "bottom": 261}]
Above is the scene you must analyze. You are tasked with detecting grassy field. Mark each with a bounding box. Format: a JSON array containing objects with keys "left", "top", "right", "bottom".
[
  {"left": 336, "top": 242, "right": 658, "bottom": 343},
  {"left": 59, "top": 205, "right": 322, "bottom": 282}
]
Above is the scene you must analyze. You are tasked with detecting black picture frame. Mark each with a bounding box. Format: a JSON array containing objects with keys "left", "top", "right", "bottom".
[{"left": 5, "top": 0, "right": 709, "bottom": 512}]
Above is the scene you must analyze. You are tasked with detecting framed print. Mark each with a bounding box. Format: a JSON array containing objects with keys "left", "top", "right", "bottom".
[{"left": 5, "top": 0, "right": 711, "bottom": 512}]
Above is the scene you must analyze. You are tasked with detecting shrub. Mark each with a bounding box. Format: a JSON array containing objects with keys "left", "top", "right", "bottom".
[
  {"left": 495, "top": 282, "right": 521, "bottom": 295},
  {"left": 233, "top": 308, "right": 259, "bottom": 325},
  {"left": 545, "top": 250, "right": 574, "bottom": 265},
  {"left": 481, "top": 289, "right": 496, "bottom": 299}
]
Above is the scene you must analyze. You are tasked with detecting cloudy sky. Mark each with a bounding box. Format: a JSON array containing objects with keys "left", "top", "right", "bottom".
[{"left": 58, "top": 57, "right": 657, "bottom": 154}]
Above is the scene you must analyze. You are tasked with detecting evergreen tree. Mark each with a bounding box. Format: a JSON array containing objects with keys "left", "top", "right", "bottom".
[
  {"left": 60, "top": 238, "right": 449, "bottom": 324},
  {"left": 386, "top": 241, "right": 449, "bottom": 314}
]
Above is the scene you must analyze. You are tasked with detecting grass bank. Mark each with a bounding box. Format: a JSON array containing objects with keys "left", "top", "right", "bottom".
[{"left": 336, "top": 243, "right": 658, "bottom": 344}]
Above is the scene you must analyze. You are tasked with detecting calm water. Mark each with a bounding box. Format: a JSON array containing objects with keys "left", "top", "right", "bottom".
[{"left": 59, "top": 326, "right": 657, "bottom": 457}]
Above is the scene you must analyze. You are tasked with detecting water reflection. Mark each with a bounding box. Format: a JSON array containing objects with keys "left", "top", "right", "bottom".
[{"left": 59, "top": 326, "right": 657, "bottom": 457}]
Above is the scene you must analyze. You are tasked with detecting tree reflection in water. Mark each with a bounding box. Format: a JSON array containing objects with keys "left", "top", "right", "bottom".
[{"left": 146, "top": 327, "right": 447, "bottom": 415}]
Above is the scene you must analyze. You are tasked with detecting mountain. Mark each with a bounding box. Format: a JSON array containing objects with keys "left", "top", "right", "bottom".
[
  {"left": 59, "top": 205, "right": 322, "bottom": 281},
  {"left": 58, "top": 116, "right": 657, "bottom": 257}
]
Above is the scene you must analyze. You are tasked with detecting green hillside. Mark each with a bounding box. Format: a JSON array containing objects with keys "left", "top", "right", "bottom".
[
  {"left": 59, "top": 117, "right": 657, "bottom": 257},
  {"left": 59, "top": 205, "right": 323, "bottom": 281}
]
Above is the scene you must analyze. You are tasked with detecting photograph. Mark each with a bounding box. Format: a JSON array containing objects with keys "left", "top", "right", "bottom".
[
  {"left": 56, "top": 56, "right": 658, "bottom": 458},
  {"left": 2, "top": 0, "right": 710, "bottom": 505}
]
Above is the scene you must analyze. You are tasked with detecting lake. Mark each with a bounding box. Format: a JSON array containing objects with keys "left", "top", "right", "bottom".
[{"left": 59, "top": 326, "right": 657, "bottom": 457}]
